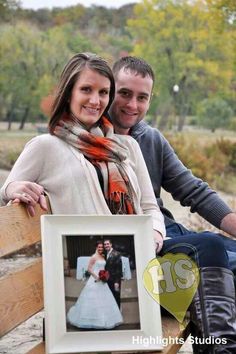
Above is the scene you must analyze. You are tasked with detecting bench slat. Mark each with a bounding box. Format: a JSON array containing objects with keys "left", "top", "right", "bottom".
[
  {"left": 162, "top": 317, "right": 190, "bottom": 353},
  {"left": 27, "top": 342, "right": 45, "bottom": 354},
  {"left": 0, "top": 258, "right": 43, "bottom": 336},
  {"left": 0, "top": 203, "right": 47, "bottom": 257}
]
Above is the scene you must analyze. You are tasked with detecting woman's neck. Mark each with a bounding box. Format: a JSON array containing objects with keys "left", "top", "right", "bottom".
[{"left": 70, "top": 111, "right": 101, "bottom": 131}]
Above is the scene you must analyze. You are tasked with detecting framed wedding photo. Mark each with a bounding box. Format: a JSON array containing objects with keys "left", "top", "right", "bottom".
[{"left": 41, "top": 215, "right": 163, "bottom": 353}]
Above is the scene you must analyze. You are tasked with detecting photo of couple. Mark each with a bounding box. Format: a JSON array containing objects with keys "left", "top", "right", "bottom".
[{"left": 64, "top": 236, "right": 137, "bottom": 331}]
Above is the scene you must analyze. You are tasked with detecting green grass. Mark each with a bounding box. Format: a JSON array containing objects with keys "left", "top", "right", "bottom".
[{"left": 0, "top": 130, "right": 37, "bottom": 169}]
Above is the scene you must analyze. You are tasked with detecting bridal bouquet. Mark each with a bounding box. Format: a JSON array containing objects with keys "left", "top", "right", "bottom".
[{"left": 98, "top": 270, "right": 110, "bottom": 282}]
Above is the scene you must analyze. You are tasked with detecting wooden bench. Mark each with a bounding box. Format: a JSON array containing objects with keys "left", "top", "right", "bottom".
[{"left": 0, "top": 202, "right": 189, "bottom": 354}]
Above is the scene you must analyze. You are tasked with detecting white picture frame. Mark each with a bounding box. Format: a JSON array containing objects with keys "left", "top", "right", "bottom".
[{"left": 41, "top": 215, "right": 163, "bottom": 353}]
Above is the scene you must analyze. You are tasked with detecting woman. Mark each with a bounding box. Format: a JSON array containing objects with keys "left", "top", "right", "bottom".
[
  {"left": 67, "top": 241, "right": 123, "bottom": 329},
  {"left": 0, "top": 52, "right": 165, "bottom": 250}
]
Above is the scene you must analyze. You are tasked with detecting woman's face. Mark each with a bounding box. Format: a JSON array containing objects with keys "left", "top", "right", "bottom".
[
  {"left": 70, "top": 67, "right": 110, "bottom": 129},
  {"left": 97, "top": 244, "right": 104, "bottom": 255}
]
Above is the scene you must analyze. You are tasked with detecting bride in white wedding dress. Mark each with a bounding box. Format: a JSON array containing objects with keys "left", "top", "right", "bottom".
[{"left": 67, "top": 241, "right": 123, "bottom": 329}]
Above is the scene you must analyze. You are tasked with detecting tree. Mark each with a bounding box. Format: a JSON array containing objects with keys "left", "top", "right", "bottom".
[
  {"left": 0, "top": 0, "right": 20, "bottom": 21},
  {"left": 0, "top": 23, "right": 71, "bottom": 129},
  {"left": 127, "top": 0, "right": 235, "bottom": 130},
  {"left": 0, "top": 18, "right": 116, "bottom": 129},
  {"left": 206, "top": 0, "right": 236, "bottom": 27},
  {"left": 197, "top": 98, "right": 233, "bottom": 131}
]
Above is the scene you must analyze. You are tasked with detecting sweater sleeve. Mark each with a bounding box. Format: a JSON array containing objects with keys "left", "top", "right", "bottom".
[
  {"left": 130, "top": 138, "right": 166, "bottom": 238},
  {"left": 0, "top": 136, "right": 45, "bottom": 205}
]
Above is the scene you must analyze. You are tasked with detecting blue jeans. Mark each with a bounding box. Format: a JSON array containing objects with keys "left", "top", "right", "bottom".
[{"left": 166, "top": 222, "right": 236, "bottom": 274}]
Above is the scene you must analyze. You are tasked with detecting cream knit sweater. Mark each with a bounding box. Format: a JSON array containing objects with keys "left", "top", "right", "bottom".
[{"left": 0, "top": 134, "right": 166, "bottom": 238}]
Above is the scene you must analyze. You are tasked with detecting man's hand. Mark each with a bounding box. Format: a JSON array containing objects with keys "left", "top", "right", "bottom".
[
  {"left": 114, "top": 283, "right": 120, "bottom": 291},
  {"left": 220, "top": 213, "right": 236, "bottom": 238},
  {"left": 153, "top": 230, "right": 164, "bottom": 254},
  {"left": 6, "top": 181, "right": 48, "bottom": 217}
]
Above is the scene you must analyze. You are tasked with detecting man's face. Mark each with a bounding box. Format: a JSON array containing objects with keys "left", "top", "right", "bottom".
[
  {"left": 109, "top": 68, "right": 153, "bottom": 134},
  {"left": 104, "top": 240, "right": 112, "bottom": 252}
]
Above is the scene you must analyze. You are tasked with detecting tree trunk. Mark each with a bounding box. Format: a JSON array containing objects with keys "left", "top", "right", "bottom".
[
  {"left": 19, "top": 107, "right": 30, "bottom": 130},
  {"left": 157, "top": 102, "right": 173, "bottom": 131},
  {"left": 6, "top": 100, "right": 16, "bottom": 130},
  {"left": 177, "top": 114, "right": 186, "bottom": 131},
  {"left": 158, "top": 113, "right": 170, "bottom": 131},
  {"left": 7, "top": 112, "right": 13, "bottom": 130},
  {"left": 177, "top": 100, "right": 189, "bottom": 132}
]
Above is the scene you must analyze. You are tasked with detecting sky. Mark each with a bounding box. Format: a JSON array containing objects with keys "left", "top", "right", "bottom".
[{"left": 20, "top": 0, "right": 140, "bottom": 10}]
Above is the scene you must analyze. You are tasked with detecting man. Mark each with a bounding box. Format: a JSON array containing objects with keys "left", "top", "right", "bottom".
[
  {"left": 109, "top": 55, "right": 236, "bottom": 268},
  {"left": 104, "top": 239, "right": 123, "bottom": 308},
  {"left": 109, "top": 56, "right": 236, "bottom": 353}
]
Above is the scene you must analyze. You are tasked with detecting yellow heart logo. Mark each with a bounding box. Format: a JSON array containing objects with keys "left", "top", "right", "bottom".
[{"left": 143, "top": 253, "right": 199, "bottom": 323}]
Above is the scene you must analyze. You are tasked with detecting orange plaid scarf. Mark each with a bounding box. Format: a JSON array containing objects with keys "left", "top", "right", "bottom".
[{"left": 54, "top": 113, "right": 135, "bottom": 214}]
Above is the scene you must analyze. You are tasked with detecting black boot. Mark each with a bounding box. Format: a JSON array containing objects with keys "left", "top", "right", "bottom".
[{"left": 189, "top": 267, "right": 236, "bottom": 354}]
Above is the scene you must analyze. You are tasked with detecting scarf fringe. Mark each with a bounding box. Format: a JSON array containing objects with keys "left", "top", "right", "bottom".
[{"left": 107, "top": 192, "right": 134, "bottom": 215}]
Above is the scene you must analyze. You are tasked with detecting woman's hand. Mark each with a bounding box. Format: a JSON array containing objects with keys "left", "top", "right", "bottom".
[
  {"left": 92, "top": 272, "right": 99, "bottom": 281},
  {"left": 5, "top": 181, "right": 48, "bottom": 217},
  {"left": 153, "top": 230, "right": 164, "bottom": 254}
]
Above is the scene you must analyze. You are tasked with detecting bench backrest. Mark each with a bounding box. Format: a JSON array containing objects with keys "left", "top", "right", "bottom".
[{"left": 0, "top": 203, "right": 47, "bottom": 337}]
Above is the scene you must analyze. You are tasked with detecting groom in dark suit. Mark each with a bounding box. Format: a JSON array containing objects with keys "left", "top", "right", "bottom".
[{"left": 104, "top": 239, "right": 123, "bottom": 308}]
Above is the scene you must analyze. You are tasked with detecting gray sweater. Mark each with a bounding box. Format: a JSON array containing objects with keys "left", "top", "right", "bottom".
[{"left": 130, "top": 121, "right": 232, "bottom": 228}]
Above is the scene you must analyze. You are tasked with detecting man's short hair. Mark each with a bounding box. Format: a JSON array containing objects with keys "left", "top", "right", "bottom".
[
  {"left": 112, "top": 56, "right": 155, "bottom": 83},
  {"left": 104, "top": 238, "right": 112, "bottom": 244}
]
